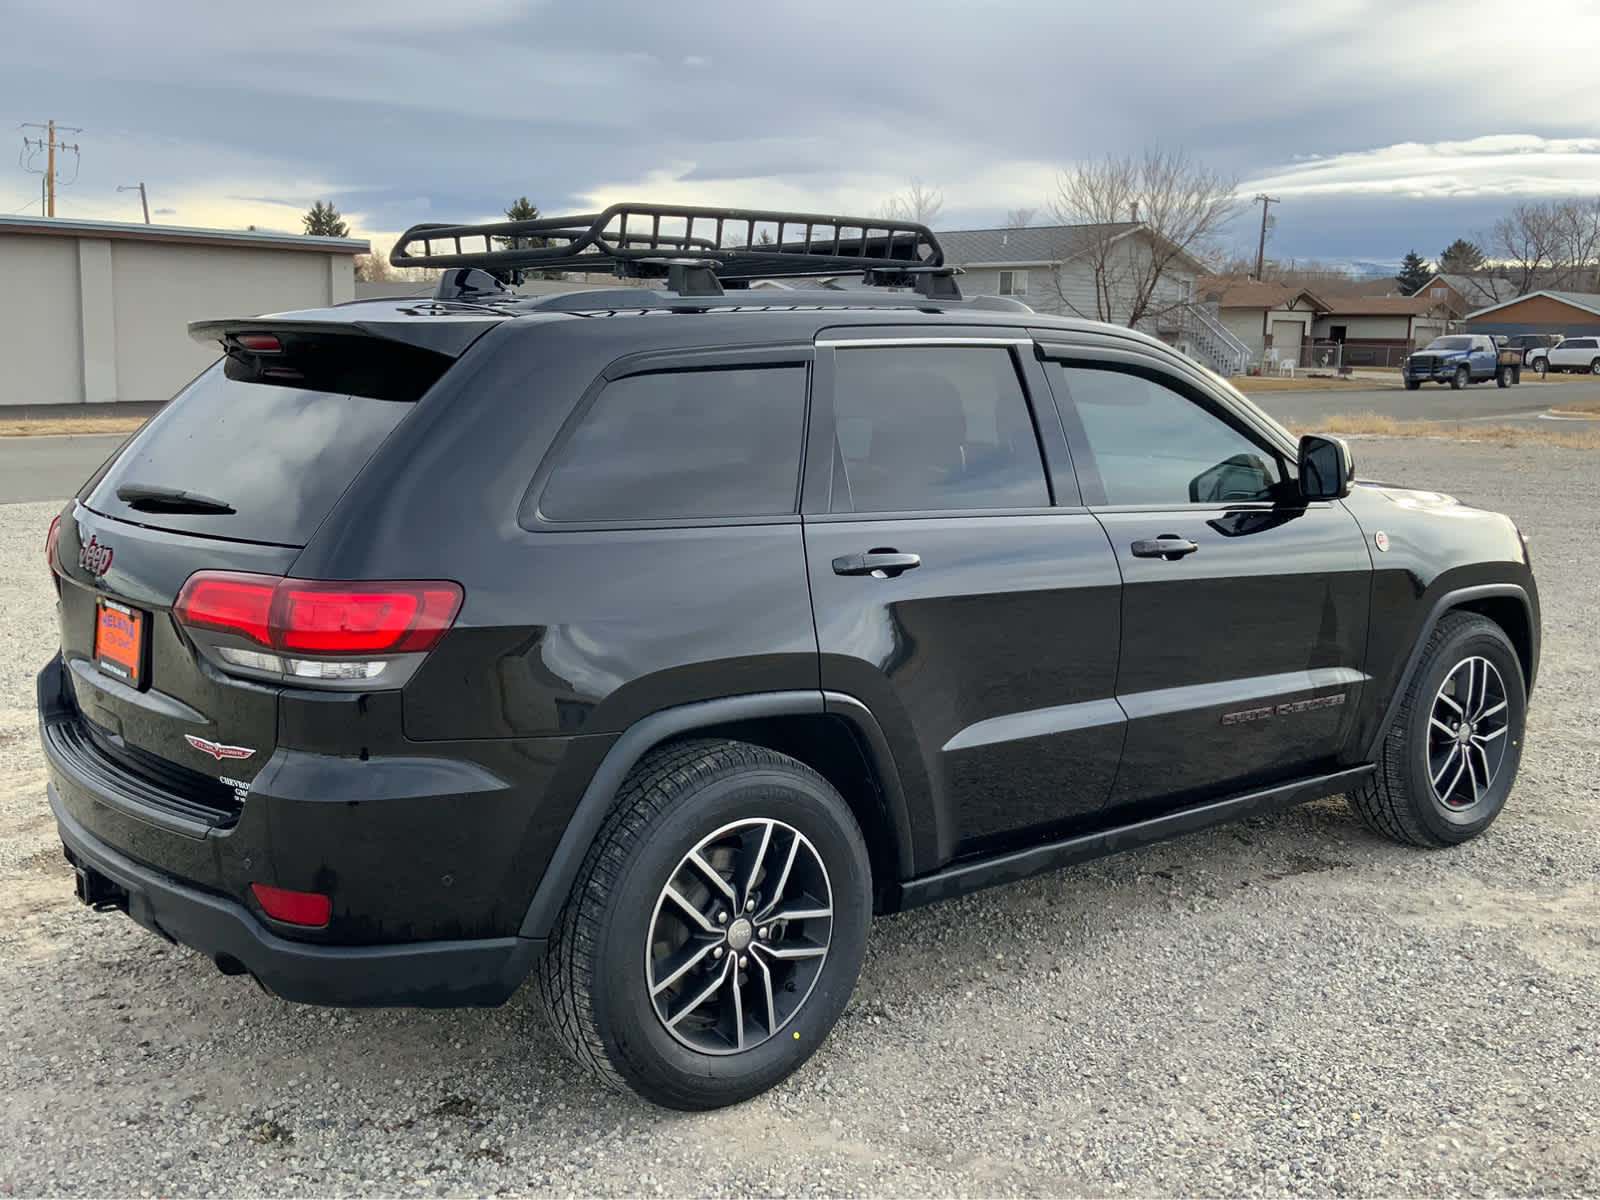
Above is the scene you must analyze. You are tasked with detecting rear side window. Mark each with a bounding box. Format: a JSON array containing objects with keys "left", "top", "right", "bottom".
[
  {"left": 87, "top": 358, "right": 427, "bottom": 547},
  {"left": 828, "top": 346, "right": 1048, "bottom": 513},
  {"left": 534, "top": 365, "right": 807, "bottom": 523}
]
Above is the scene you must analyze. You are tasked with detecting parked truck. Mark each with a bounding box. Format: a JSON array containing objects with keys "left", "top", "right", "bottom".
[{"left": 1402, "top": 334, "right": 1522, "bottom": 390}]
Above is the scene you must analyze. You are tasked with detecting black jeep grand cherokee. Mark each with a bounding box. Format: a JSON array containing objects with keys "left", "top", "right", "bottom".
[{"left": 40, "top": 205, "right": 1538, "bottom": 1109}]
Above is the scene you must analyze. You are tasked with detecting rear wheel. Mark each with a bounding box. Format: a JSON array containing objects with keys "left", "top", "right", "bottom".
[
  {"left": 1350, "top": 613, "right": 1526, "bottom": 847},
  {"left": 537, "top": 739, "right": 872, "bottom": 1110},
  {"left": 1450, "top": 365, "right": 1468, "bottom": 390}
]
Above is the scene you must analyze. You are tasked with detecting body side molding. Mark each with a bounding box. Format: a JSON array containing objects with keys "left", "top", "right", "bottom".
[{"left": 893, "top": 765, "right": 1375, "bottom": 911}]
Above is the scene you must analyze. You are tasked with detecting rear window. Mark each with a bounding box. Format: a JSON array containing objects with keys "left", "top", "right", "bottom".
[{"left": 87, "top": 359, "right": 424, "bottom": 546}]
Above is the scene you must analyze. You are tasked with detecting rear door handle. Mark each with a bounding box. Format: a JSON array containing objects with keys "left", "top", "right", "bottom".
[
  {"left": 832, "top": 550, "right": 922, "bottom": 577},
  {"left": 1131, "top": 536, "right": 1199, "bottom": 561}
]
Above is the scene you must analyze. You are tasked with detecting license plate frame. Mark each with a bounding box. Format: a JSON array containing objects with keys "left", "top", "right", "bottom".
[{"left": 94, "top": 598, "right": 147, "bottom": 690}]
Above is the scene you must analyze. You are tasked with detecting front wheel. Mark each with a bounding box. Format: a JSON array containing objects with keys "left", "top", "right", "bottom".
[
  {"left": 537, "top": 739, "right": 872, "bottom": 1110},
  {"left": 1350, "top": 613, "right": 1526, "bottom": 847},
  {"left": 1450, "top": 365, "right": 1468, "bottom": 390},
  {"left": 1404, "top": 378, "right": 1421, "bottom": 391},
  {"left": 1590, "top": 359, "right": 1600, "bottom": 375}
]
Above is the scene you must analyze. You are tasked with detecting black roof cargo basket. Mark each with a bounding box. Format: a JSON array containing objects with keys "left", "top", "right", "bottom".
[{"left": 390, "top": 202, "right": 955, "bottom": 298}]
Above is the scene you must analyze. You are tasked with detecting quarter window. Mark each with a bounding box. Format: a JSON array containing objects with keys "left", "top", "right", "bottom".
[
  {"left": 536, "top": 365, "right": 807, "bottom": 522},
  {"left": 830, "top": 346, "right": 1049, "bottom": 513},
  {"left": 1051, "top": 365, "right": 1282, "bottom": 507}
]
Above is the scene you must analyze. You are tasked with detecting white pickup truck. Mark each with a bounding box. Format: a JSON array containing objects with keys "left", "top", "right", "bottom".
[{"left": 1539, "top": 336, "right": 1600, "bottom": 375}]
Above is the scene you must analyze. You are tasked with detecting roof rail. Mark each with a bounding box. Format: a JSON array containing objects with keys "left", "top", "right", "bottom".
[{"left": 390, "top": 202, "right": 950, "bottom": 295}]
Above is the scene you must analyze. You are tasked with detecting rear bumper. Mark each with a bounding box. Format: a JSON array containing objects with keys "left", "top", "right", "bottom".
[{"left": 51, "top": 784, "right": 541, "bottom": 1007}]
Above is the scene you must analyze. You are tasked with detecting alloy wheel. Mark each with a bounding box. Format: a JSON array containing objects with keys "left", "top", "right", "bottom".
[
  {"left": 645, "top": 818, "right": 833, "bottom": 1055},
  {"left": 1427, "top": 656, "right": 1510, "bottom": 809}
]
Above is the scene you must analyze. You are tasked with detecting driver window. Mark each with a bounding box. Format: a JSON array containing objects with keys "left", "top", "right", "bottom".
[{"left": 1053, "top": 364, "right": 1281, "bottom": 506}]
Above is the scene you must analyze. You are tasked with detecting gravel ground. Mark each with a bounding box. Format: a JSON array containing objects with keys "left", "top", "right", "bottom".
[{"left": 1, "top": 439, "right": 1598, "bottom": 1198}]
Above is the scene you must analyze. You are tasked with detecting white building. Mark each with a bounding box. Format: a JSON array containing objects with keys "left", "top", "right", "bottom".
[{"left": 0, "top": 216, "right": 367, "bottom": 408}]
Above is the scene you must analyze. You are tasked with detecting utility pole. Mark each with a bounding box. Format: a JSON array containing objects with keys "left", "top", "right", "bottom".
[
  {"left": 20, "top": 121, "right": 84, "bottom": 218},
  {"left": 119, "top": 183, "right": 150, "bottom": 224},
  {"left": 1252, "top": 194, "right": 1279, "bottom": 281}
]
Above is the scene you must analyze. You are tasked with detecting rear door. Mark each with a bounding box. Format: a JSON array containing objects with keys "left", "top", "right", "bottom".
[
  {"left": 1040, "top": 350, "right": 1372, "bottom": 815},
  {"left": 1552, "top": 337, "right": 1595, "bottom": 370},
  {"left": 801, "top": 332, "right": 1124, "bottom": 865},
  {"left": 52, "top": 334, "right": 452, "bottom": 816}
]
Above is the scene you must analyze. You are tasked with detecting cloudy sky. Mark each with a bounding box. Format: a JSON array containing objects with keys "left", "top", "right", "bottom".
[{"left": 4, "top": 0, "right": 1598, "bottom": 271}]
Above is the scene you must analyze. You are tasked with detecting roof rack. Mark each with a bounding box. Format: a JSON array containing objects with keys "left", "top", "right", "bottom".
[{"left": 390, "top": 202, "right": 955, "bottom": 298}]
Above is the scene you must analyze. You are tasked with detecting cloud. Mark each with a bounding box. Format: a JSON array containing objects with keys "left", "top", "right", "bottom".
[{"left": 1245, "top": 136, "right": 1600, "bottom": 200}]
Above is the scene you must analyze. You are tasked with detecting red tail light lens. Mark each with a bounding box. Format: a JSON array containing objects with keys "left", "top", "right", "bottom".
[
  {"left": 46, "top": 516, "right": 61, "bottom": 574},
  {"left": 251, "top": 883, "right": 331, "bottom": 927},
  {"left": 175, "top": 572, "right": 463, "bottom": 655},
  {"left": 233, "top": 333, "right": 282, "bottom": 353}
]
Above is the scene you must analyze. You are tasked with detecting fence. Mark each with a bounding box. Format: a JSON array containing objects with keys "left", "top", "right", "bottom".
[{"left": 1332, "top": 340, "right": 1412, "bottom": 369}]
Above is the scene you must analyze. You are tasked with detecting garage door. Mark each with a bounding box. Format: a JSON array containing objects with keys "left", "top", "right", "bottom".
[{"left": 1270, "top": 320, "right": 1304, "bottom": 365}]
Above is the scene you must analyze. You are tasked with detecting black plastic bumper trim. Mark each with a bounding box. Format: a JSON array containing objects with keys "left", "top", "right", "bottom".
[{"left": 50, "top": 785, "right": 541, "bottom": 1008}]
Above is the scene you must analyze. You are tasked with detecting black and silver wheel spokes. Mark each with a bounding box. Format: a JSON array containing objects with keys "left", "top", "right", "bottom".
[
  {"left": 1427, "top": 655, "right": 1510, "bottom": 809},
  {"left": 646, "top": 819, "right": 833, "bottom": 1055}
]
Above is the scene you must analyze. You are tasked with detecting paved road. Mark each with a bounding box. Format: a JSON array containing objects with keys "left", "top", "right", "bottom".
[
  {"left": 1248, "top": 376, "right": 1600, "bottom": 427},
  {"left": 0, "top": 434, "right": 126, "bottom": 504}
]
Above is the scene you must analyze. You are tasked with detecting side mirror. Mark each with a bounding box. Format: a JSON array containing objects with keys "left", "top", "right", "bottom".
[{"left": 1298, "top": 434, "right": 1353, "bottom": 501}]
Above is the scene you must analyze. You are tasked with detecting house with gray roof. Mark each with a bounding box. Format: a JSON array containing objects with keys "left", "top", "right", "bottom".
[{"left": 938, "top": 221, "right": 1232, "bottom": 370}]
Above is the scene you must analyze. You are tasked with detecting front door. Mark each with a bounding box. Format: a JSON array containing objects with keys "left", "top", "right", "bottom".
[
  {"left": 1041, "top": 356, "right": 1373, "bottom": 816},
  {"left": 802, "top": 336, "right": 1125, "bottom": 863}
]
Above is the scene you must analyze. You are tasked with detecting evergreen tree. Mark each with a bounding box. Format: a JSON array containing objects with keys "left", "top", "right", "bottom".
[
  {"left": 1438, "top": 238, "right": 1485, "bottom": 275},
  {"left": 302, "top": 201, "right": 349, "bottom": 238},
  {"left": 1395, "top": 249, "right": 1433, "bottom": 294}
]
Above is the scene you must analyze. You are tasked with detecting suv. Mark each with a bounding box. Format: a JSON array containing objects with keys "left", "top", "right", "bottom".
[
  {"left": 39, "top": 205, "right": 1540, "bottom": 1110},
  {"left": 1542, "top": 335, "right": 1600, "bottom": 374}
]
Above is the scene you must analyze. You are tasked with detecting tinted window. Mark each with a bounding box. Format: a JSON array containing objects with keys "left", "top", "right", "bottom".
[
  {"left": 1053, "top": 365, "right": 1281, "bottom": 507},
  {"left": 88, "top": 361, "right": 418, "bottom": 546},
  {"left": 1425, "top": 337, "right": 1473, "bottom": 351},
  {"left": 537, "top": 366, "right": 806, "bottom": 522},
  {"left": 830, "top": 346, "right": 1048, "bottom": 513}
]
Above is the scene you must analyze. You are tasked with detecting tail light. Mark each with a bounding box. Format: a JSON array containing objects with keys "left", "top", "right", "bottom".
[
  {"left": 46, "top": 515, "right": 62, "bottom": 575},
  {"left": 174, "top": 571, "right": 462, "bottom": 690}
]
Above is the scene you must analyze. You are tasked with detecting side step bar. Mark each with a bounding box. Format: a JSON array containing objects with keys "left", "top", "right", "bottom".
[{"left": 895, "top": 765, "right": 1375, "bottom": 910}]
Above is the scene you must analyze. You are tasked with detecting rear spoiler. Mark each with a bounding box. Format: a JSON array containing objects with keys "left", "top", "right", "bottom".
[{"left": 188, "top": 309, "right": 499, "bottom": 358}]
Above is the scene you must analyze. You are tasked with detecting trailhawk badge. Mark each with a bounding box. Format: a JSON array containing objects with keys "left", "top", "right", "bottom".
[{"left": 184, "top": 734, "right": 256, "bottom": 762}]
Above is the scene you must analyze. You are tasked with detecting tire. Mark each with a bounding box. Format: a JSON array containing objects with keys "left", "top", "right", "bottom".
[
  {"left": 1350, "top": 612, "right": 1527, "bottom": 848},
  {"left": 1530, "top": 356, "right": 1547, "bottom": 374},
  {"left": 1404, "top": 378, "right": 1421, "bottom": 391},
  {"left": 537, "top": 738, "right": 872, "bottom": 1110},
  {"left": 1590, "top": 359, "right": 1600, "bottom": 375},
  {"left": 1450, "top": 365, "right": 1468, "bottom": 390},
  {"left": 1496, "top": 365, "right": 1511, "bottom": 388}
]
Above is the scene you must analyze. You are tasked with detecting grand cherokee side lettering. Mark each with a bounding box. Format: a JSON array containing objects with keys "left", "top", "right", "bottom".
[{"left": 1221, "top": 693, "right": 1346, "bottom": 727}]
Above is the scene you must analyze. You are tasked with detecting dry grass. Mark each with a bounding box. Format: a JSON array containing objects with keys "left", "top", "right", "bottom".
[
  {"left": 0, "top": 417, "right": 148, "bottom": 437},
  {"left": 1287, "top": 411, "right": 1600, "bottom": 449},
  {"left": 1546, "top": 399, "right": 1600, "bottom": 415}
]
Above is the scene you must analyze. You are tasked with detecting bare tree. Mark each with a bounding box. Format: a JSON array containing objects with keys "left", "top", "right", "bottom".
[
  {"left": 1487, "top": 204, "right": 1560, "bottom": 296},
  {"left": 1048, "top": 147, "right": 1242, "bottom": 329},
  {"left": 877, "top": 179, "right": 945, "bottom": 227},
  {"left": 1004, "top": 206, "right": 1038, "bottom": 228},
  {"left": 1552, "top": 196, "right": 1600, "bottom": 292}
]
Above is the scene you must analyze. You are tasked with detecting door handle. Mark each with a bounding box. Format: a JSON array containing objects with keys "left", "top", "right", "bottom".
[
  {"left": 832, "top": 550, "right": 922, "bottom": 577},
  {"left": 1131, "top": 535, "right": 1199, "bottom": 561}
]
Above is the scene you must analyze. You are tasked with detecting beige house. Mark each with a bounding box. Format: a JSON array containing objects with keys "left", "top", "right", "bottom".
[
  {"left": 1312, "top": 296, "right": 1451, "bottom": 367},
  {"left": 0, "top": 216, "right": 367, "bottom": 407},
  {"left": 1198, "top": 279, "right": 1331, "bottom": 365}
]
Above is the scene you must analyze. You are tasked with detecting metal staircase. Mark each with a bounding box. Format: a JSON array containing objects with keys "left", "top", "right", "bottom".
[{"left": 1172, "top": 303, "right": 1251, "bottom": 376}]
